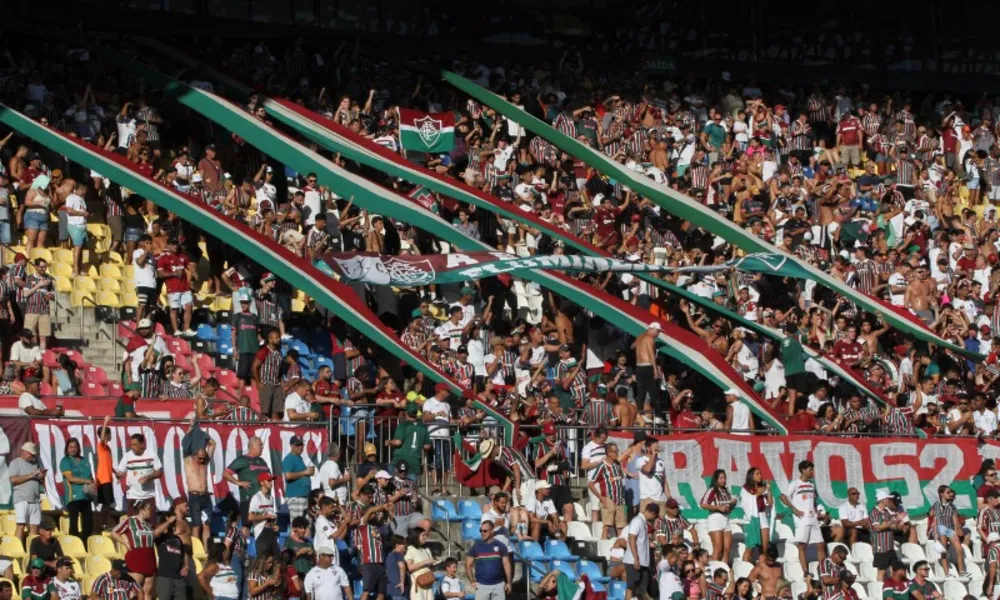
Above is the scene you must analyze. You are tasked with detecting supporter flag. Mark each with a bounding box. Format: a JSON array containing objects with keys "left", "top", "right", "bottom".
[
  {"left": 557, "top": 573, "right": 606, "bottom": 600},
  {"left": 408, "top": 185, "right": 437, "bottom": 211},
  {"left": 398, "top": 108, "right": 455, "bottom": 153}
]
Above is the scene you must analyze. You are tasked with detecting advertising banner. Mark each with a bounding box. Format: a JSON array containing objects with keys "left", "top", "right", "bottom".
[
  {"left": 0, "top": 417, "right": 33, "bottom": 509},
  {"left": 611, "top": 432, "right": 990, "bottom": 518},
  {"left": 31, "top": 419, "right": 328, "bottom": 511}
]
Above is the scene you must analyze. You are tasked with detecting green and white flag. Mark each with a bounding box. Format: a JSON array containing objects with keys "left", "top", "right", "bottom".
[{"left": 399, "top": 108, "right": 455, "bottom": 153}]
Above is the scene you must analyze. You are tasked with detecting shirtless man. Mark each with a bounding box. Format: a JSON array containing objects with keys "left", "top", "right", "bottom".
[
  {"left": 182, "top": 418, "right": 215, "bottom": 549},
  {"left": 633, "top": 322, "right": 660, "bottom": 410},
  {"left": 613, "top": 386, "right": 638, "bottom": 427},
  {"left": 682, "top": 303, "right": 730, "bottom": 354},
  {"left": 904, "top": 265, "right": 936, "bottom": 324},
  {"left": 749, "top": 546, "right": 784, "bottom": 600},
  {"left": 859, "top": 313, "right": 890, "bottom": 356}
]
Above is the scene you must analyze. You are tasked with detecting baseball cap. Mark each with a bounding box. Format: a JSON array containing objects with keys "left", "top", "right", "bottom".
[
  {"left": 56, "top": 558, "right": 74, "bottom": 568},
  {"left": 261, "top": 272, "right": 276, "bottom": 282},
  {"left": 724, "top": 388, "right": 740, "bottom": 396},
  {"left": 258, "top": 473, "right": 275, "bottom": 483},
  {"left": 317, "top": 546, "right": 336, "bottom": 556},
  {"left": 405, "top": 402, "right": 420, "bottom": 417},
  {"left": 875, "top": 489, "right": 891, "bottom": 501},
  {"left": 290, "top": 435, "right": 304, "bottom": 446},
  {"left": 647, "top": 321, "right": 662, "bottom": 331},
  {"left": 396, "top": 460, "right": 409, "bottom": 473},
  {"left": 111, "top": 559, "right": 127, "bottom": 572},
  {"left": 435, "top": 382, "right": 452, "bottom": 394},
  {"left": 29, "top": 558, "right": 45, "bottom": 570},
  {"left": 363, "top": 442, "right": 377, "bottom": 456},
  {"left": 534, "top": 480, "right": 552, "bottom": 491},
  {"left": 665, "top": 498, "right": 679, "bottom": 509},
  {"left": 21, "top": 442, "right": 38, "bottom": 455},
  {"left": 137, "top": 318, "right": 153, "bottom": 328},
  {"left": 40, "top": 517, "right": 56, "bottom": 530},
  {"left": 375, "top": 470, "right": 392, "bottom": 480}
]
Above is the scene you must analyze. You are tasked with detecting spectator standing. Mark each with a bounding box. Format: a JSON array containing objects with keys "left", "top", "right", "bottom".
[
  {"left": 313, "top": 497, "right": 346, "bottom": 560},
  {"left": 588, "top": 442, "right": 627, "bottom": 539},
  {"left": 233, "top": 294, "right": 260, "bottom": 386},
  {"left": 59, "top": 437, "right": 95, "bottom": 539},
  {"left": 385, "top": 535, "right": 408, "bottom": 600},
  {"left": 92, "top": 559, "right": 141, "bottom": 600},
  {"left": 700, "top": 469, "right": 737, "bottom": 563},
  {"left": 739, "top": 467, "right": 773, "bottom": 562},
  {"left": 404, "top": 528, "right": 436, "bottom": 600},
  {"left": 9, "top": 441, "right": 44, "bottom": 543},
  {"left": 132, "top": 234, "right": 157, "bottom": 323},
  {"left": 155, "top": 510, "right": 192, "bottom": 600},
  {"left": 95, "top": 416, "right": 117, "bottom": 531},
  {"left": 249, "top": 473, "right": 280, "bottom": 557},
  {"left": 579, "top": 428, "right": 607, "bottom": 524},
  {"left": 780, "top": 460, "right": 827, "bottom": 575},
  {"left": 282, "top": 435, "right": 317, "bottom": 519},
  {"left": 303, "top": 547, "right": 351, "bottom": 600},
  {"left": 421, "top": 383, "right": 454, "bottom": 492},
  {"left": 113, "top": 433, "right": 163, "bottom": 514},
  {"left": 622, "top": 504, "right": 658, "bottom": 600},
  {"left": 10, "top": 328, "right": 43, "bottom": 382},
  {"left": 224, "top": 436, "right": 270, "bottom": 530},
  {"left": 64, "top": 181, "right": 89, "bottom": 276},
  {"left": 465, "top": 519, "right": 512, "bottom": 600},
  {"left": 181, "top": 419, "right": 216, "bottom": 549},
  {"left": 157, "top": 237, "right": 196, "bottom": 336},
  {"left": 633, "top": 438, "right": 669, "bottom": 517},
  {"left": 930, "top": 485, "right": 969, "bottom": 577},
  {"left": 23, "top": 258, "right": 54, "bottom": 350},
  {"left": 222, "top": 508, "right": 250, "bottom": 600},
  {"left": 390, "top": 462, "right": 428, "bottom": 536},
  {"left": 285, "top": 517, "right": 316, "bottom": 578},
  {"left": 253, "top": 328, "right": 285, "bottom": 420},
  {"left": 109, "top": 499, "right": 160, "bottom": 600},
  {"left": 318, "top": 443, "right": 349, "bottom": 505},
  {"left": 389, "top": 403, "right": 430, "bottom": 480}
]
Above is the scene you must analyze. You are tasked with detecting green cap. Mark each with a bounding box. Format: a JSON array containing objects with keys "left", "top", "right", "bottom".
[
  {"left": 411, "top": 308, "right": 422, "bottom": 319},
  {"left": 30, "top": 558, "right": 44, "bottom": 570},
  {"left": 405, "top": 402, "right": 420, "bottom": 417},
  {"left": 926, "top": 363, "right": 941, "bottom": 377},
  {"left": 125, "top": 382, "right": 142, "bottom": 393},
  {"left": 752, "top": 381, "right": 766, "bottom": 393},
  {"left": 460, "top": 285, "right": 476, "bottom": 296}
]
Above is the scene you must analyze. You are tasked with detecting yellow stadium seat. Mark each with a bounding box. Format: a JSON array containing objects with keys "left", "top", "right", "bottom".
[
  {"left": 58, "top": 516, "right": 69, "bottom": 536},
  {"left": 29, "top": 248, "right": 52, "bottom": 262},
  {"left": 86, "top": 224, "right": 109, "bottom": 239},
  {"left": 120, "top": 292, "right": 139, "bottom": 307},
  {"left": 97, "top": 292, "right": 121, "bottom": 308},
  {"left": 41, "top": 496, "right": 53, "bottom": 511},
  {"left": 122, "top": 265, "right": 135, "bottom": 280},
  {"left": 98, "top": 278, "right": 121, "bottom": 292},
  {"left": 105, "top": 251, "right": 124, "bottom": 265},
  {"left": 81, "top": 575, "right": 92, "bottom": 595},
  {"left": 70, "top": 291, "right": 95, "bottom": 307},
  {"left": 53, "top": 277, "right": 73, "bottom": 294},
  {"left": 8, "top": 245, "right": 25, "bottom": 257},
  {"left": 0, "top": 514, "right": 14, "bottom": 537},
  {"left": 82, "top": 264, "right": 99, "bottom": 278},
  {"left": 65, "top": 556, "right": 83, "bottom": 577},
  {"left": 52, "top": 249, "right": 74, "bottom": 264},
  {"left": 191, "top": 537, "right": 207, "bottom": 561},
  {"left": 291, "top": 298, "right": 305, "bottom": 313},
  {"left": 99, "top": 264, "right": 123, "bottom": 279},
  {"left": 10, "top": 558, "right": 21, "bottom": 575},
  {"left": 50, "top": 262, "right": 73, "bottom": 278},
  {"left": 211, "top": 296, "right": 232, "bottom": 312},
  {"left": 85, "top": 556, "right": 111, "bottom": 576},
  {"left": 193, "top": 557, "right": 203, "bottom": 572},
  {"left": 73, "top": 277, "right": 97, "bottom": 292},
  {"left": 59, "top": 535, "right": 87, "bottom": 559},
  {"left": 0, "top": 536, "right": 25, "bottom": 559},
  {"left": 87, "top": 535, "right": 121, "bottom": 559}
]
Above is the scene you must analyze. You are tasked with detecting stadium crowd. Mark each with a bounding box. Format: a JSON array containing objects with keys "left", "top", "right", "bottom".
[{"left": 0, "top": 25, "right": 999, "bottom": 600}]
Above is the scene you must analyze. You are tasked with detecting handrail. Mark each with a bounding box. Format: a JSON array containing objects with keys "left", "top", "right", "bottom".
[{"left": 508, "top": 547, "right": 546, "bottom": 597}]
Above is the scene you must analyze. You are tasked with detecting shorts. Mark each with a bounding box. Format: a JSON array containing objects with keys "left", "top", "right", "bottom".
[
  {"left": 873, "top": 550, "right": 896, "bottom": 570},
  {"left": 97, "top": 482, "right": 115, "bottom": 508},
  {"left": 587, "top": 490, "right": 602, "bottom": 514},
  {"left": 361, "top": 563, "right": 387, "bottom": 595},
  {"left": 840, "top": 145, "right": 861, "bottom": 166},
  {"left": 108, "top": 215, "right": 123, "bottom": 242},
  {"left": 624, "top": 565, "right": 650, "bottom": 596},
  {"left": 237, "top": 353, "right": 256, "bottom": 381},
  {"left": 600, "top": 503, "right": 627, "bottom": 529},
  {"left": 785, "top": 372, "right": 808, "bottom": 393},
  {"left": 14, "top": 501, "right": 41, "bottom": 525},
  {"left": 259, "top": 384, "right": 285, "bottom": 416},
  {"left": 0, "top": 222, "right": 10, "bottom": 245},
  {"left": 968, "top": 178, "right": 981, "bottom": 191},
  {"left": 125, "top": 547, "right": 157, "bottom": 577},
  {"left": 794, "top": 519, "right": 823, "bottom": 545},
  {"left": 68, "top": 224, "right": 87, "bottom": 247},
  {"left": 936, "top": 524, "right": 956, "bottom": 538},
  {"left": 58, "top": 211, "right": 68, "bottom": 242},
  {"left": 168, "top": 291, "right": 193, "bottom": 309},
  {"left": 136, "top": 287, "right": 157, "bottom": 307},
  {"left": 393, "top": 512, "right": 427, "bottom": 537},
  {"left": 124, "top": 227, "right": 144, "bottom": 243},
  {"left": 430, "top": 438, "right": 452, "bottom": 471},
  {"left": 24, "top": 210, "right": 48, "bottom": 231},
  {"left": 189, "top": 493, "right": 213, "bottom": 527},
  {"left": 24, "top": 313, "right": 52, "bottom": 338},
  {"left": 706, "top": 512, "right": 730, "bottom": 532}
]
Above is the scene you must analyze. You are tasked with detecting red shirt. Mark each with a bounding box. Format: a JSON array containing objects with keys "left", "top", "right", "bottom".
[
  {"left": 314, "top": 379, "right": 340, "bottom": 418},
  {"left": 787, "top": 411, "right": 817, "bottom": 432},
  {"left": 833, "top": 340, "right": 863, "bottom": 365},
  {"left": 837, "top": 117, "right": 862, "bottom": 146},
  {"left": 158, "top": 252, "right": 191, "bottom": 293},
  {"left": 671, "top": 408, "right": 699, "bottom": 430},
  {"left": 593, "top": 205, "right": 621, "bottom": 240}
]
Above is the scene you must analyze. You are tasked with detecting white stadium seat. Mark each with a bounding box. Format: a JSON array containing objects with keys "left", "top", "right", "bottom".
[{"left": 851, "top": 542, "right": 874, "bottom": 563}]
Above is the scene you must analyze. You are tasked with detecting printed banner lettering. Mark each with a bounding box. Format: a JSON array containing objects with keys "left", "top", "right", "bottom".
[
  {"left": 32, "top": 419, "right": 328, "bottom": 512},
  {"left": 0, "top": 417, "right": 31, "bottom": 509},
  {"left": 610, "top": 432, "right": 987, "bottom": 518}
]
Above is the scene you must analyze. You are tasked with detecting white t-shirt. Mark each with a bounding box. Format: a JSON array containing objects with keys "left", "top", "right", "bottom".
[
  {"left": 132, "top": 249, "right": 157, "bottom": 288},
  {"left": 319, "top": 460, "right": 348, "bottom": 504},
  {"left": 481, "top": 507, "right": 510, "bottom": 530},
  {"left": 580, "top": 441, "right": 606, "bottom": 481},
  {"left": 975, "top": 409, "right": 998, "bottom": 435},
  {"left": 635, "top": 455, "right": 667, "bottom": 502},
  {"left": 421, "top": 397, "right": 452, "bottom": 439},
  {"left": 888, "top": 272, "right": 907, "bottom": 306},
  {"left": 441, "top": 576, "right": 463, "bottom": 598},
  {"left": 283, "top": 392, "right": 312, "bottom": 421},
  {"left": 657, "top": 560, "right": 683, "bottom": 600},
  {"left": 786, "top": 479, "right": 818, "bottom": 523},
  {"left": 622, "top": 515, "right": 650, "bottom": 566},
  {"left": 10, "top": 341, "right": 42, "bottom": 365},
  {"left": 65, "top": 194, "right": 87, "bottom": 226},
  {"left": 249, "top": 490, "right": 276, "bottom": 539},
  {"left": 313, "top": 514, "right": 341, "bottom": 565},
  {"left": 303, "top": 189, "right": 322, "bottom": 226},
  {"left": 838, "top": 501, "right": 867, "bottom": 528},
  {"left": 303, "top": 565, "right": 350, "bottom": 600},
  {"left": 116, "top": 449, "right": 163, "bottom": 500},
  {"left": 49, "top": 578, "right": 82, "bottom": 600},
  {"left": 18, "top": 392, "right": 46, "bottom": 415},
  {"left": 523, "top": 493, "right": 556, "bottom": 520}
]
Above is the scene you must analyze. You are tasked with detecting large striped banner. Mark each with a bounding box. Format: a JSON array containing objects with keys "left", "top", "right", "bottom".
[
  {"left": 610, "top": 431, "right": 990, "bottom": 519},
  {"left": 94, "top": 45, "right": 788, "bottom": 433}
]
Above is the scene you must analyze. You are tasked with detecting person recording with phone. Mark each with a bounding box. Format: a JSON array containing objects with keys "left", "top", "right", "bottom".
[{"left": 9, "top": 441, "right": 46, "bottom": 544}]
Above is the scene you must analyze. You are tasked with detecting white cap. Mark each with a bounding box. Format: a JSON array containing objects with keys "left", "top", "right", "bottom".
[
  {"left": 724, "top": 388, "right": 740, "bottom": 397},
  {"left": 647, "top": 321, "right": 662, "bottom": 331},
  {"left": 375, "top": 470, "right": 392, "bottom": 479},
  {"left": 317, "top": 546, "right": 336, "bottom": 556},
  {"left": 21, "top": 442, "right": 37, "bottom": 455},
  {"left": 137, "top": 318, "right": 153, "bottom": 328},
  {"left": 875, "top": 489, "right": 891, "bottom": 501},
  {"left": 534, "top": 480, "right": 552, "bottom": 491},
  {"left": 592, "top": 193, "right": 604, "bottom": 207}
]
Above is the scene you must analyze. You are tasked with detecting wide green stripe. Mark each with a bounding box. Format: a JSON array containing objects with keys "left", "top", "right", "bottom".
[
  {"left": 98, "top": 44, "right": 785, "bottom": 433},
  {"left": 441, "top": 71, "right": 978, "bottom": 360}
]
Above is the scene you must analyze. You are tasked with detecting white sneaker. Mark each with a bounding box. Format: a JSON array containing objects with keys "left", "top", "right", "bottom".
[
  {"left": 184, "top": 329, "right": 198, "bottom": 337},
  {"left": 281, "top": 334, "right": 293, "bottom": 340}
]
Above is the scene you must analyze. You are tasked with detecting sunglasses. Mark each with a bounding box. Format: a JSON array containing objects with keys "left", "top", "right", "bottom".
[{"left": 479, "top": 528, "right": 490, "bottom": 533}]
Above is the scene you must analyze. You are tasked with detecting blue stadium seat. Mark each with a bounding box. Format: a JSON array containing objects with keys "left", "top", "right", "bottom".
[
  {"left": 527, "top": 560, "right": 547, "bottom": 583},
  {"left": 218, "top": 341, "right": 234, "bottom": 355},
  {"left": 591, "top": 582, "right": 605, "bottom": 593},
  {"left": 216, "top": 324, "right": 232, "bottom": 341},
  {"left": 577, "top": 560, "right": 610, "bottom": 584},
  {"left": 461, "top": 519, "right": 481, "bottom": 542},
  {"left": 316, "top": 356, "right": 334, "bottom": 371},
  {"left": 518, "top": 540, "right": 550, "bottom": 562},
  {"left": 545, "top": 539, "right": 579, "bottom": 562},
  {"left": 609, "top": 581, "right": 626, "bottom": 600},
  {"left": 430, "top": 499, "right": 463, "bottom": 522},
  {"left": 549, "top": 560, "right": 576, "bottom": 579},
  {"left": 288, "top": 339, "right": 312, "bottom": 357},
  {"left": 458, "top": 500, "right": 483, "bottom": 520},
  {"left": 196, "top": 323, "right": 218, "bottom": 341}
]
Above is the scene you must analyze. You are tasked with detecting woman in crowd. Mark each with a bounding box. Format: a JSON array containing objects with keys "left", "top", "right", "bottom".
[
  {"left": 223, "top": 508, "right": 249, "bottom": 600},
  {"left": 404, "top": 527, "right": 436, "bottom": 600},
  {"left": 700, "top": 469, "right": 736, "bottom": 563},
  {"left": 197, "top": 544, "right": 240, "bottom": 600},
  {"left": 247, "top": 554, "right": 283, "bottom": 600},
  {"left": 60, "top": 437, "right": 95, "bottom": 539},
  {"left": 109, "top": 499, "right": 165, "bottom": 600},
  {"left": 740, "top": 466, "right": 773, "bottom": 563}
]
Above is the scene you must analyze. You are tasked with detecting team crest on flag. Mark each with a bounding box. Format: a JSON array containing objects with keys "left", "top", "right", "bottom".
[
  {"left": 399, "top": 108, "right": 456, "bottom": 153},
  {"left": 415, "top": 114, "right": 443, "bottom": 147}
]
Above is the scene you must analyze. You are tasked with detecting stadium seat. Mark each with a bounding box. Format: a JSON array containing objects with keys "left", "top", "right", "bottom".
[
  {"left": 50, "top": 262, "right": 73, "bottom": 277},
  {"left": 194, "top": 353, "right": 216, "bottom": 374},
  {"left": 82, "top": 382, "right": 106, "bottom": 397},
  {"left": 74, "top": 276, "right": 97, "bottom": 292},
  {"left": 99, "top": 264, "right": 122, "bottom": 279},
  {"left": 97, "top": 292, "right": 121, "bottom": 308},
  {"left": 461, "top": 520, "right": 480, "bottom": 542},
  {"left": 105, "top": 251, "right": 124, "bottom": 265},
  {"left": 165, "top": 337, "right": 192, "bottom": 356},
  {"left": 549, "top": 559, "right": 576, "bottom": 579},
  {"left": 518, "top": 540, "right": 549, "bottom": 562},
  {"left": 733, "top": 559, "right": 753, "bottom": 580},
  {"left": 29, "top": 248, "right": 53, "bottom": 262},
  {"left": 608, "top": 580, "right": 626, "bottom": 600},
  {"left": 196, "top": 324, "right": 218, "bottom": 341},
  {"left": 567, "top": 521, "right": 594, "bottom": 542},
  {"left": 211, "top": 296, "right": 232, "bottom": 313},
  {"left": 942, "top": 580, "right": 967, "bottom": 598},
  {"left": 107, "top": 381, "right": 123, "bottom": 397},
  {"left": 87, "top": 535, "right": 121, "bottom": 560},
  {"left": 288, "top": 339, "right": 311, "bottom": 357},
  {"left": 0, "top": 514, "right": 15, "bottom": 536},
  {"left": 53, "top": 276, "right": 73, "bottom": 293},
  {"left": 85, "top": 555, "right": 112, "bottom": 577},
  {"left": 0, "top": 536, "right": 25, "bottom": 559},
  {"left": 457, "top": 499, "right": 483, "bottom": 520},
  {"left": 39, "top": 382, "right": 53, "bottom": 395},
  {"left": 545, "top": 539, "right": 579, "bottom": 562},
  {"left": 59, "top": 535, "right": 87, "bottom": 559},
  {"left": 968, "top": 578, "right": 984, "bottom": 597},
  {"left": 851, "top": 542, "right": 873, "bottom": 564},
  {"left": 42, "top": 350, "right": 59, "bottom": 368},
  {"left": 577, "top": 560, "right": 610, "bottom": 584},
  {"left": 70, "top": 290, "right": 95, "bottom": 307},
  {"left": 430, "top": 499, "right": 462, "bottom": 522},
  {"left": 52, "top": 249, "right": 73, "bottom": 264},
  {"left": 192, "top": 538, "right": 207, "bottom": 561},
  {"left": 315, "top": 356, "right": 334, "bottom": 371},
  {"left": 214, "top": 369, "right": 239, "bottom": 388},
  {"left": 900, "top": 542, "right": 925, "bottom": 564},
  {"left": 98, "top": 277, "right": 121, "bottom": 292},
  {"left": 914, "top": 519, "right": 929, "bottom": 544}
]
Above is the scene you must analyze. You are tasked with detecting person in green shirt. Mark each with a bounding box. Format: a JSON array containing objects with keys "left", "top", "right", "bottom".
[
  {"left": 780, "top": 322, "right": 807, "bottom": 415},
  {"left": 60, "top": 437, "right": 95, "bottom": 539},
  {"left": 284, "top": 517, "right": 315, "bottom": 578},
  {"left": 223, "top": 436, "right": 270, "bottom": 530},
  {"left": 115, "top": 383, "right": 141, "bottom": 418},
  {"left": 232, "top": 295, "right": 260, "bottom": 386},
  {"left": 388, "top": 403, "right": 431, "bottom": 480},
  {"left": 701, "top": 113, "right": 728, "bottom": 158}
]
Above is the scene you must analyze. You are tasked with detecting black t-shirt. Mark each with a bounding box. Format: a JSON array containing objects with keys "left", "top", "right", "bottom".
[
  {"left": 155, "top": 534, "right": 187, "bottom": 579},
  {"left": 30, "top": 537, "right": 63, "bottom": 563},
  {"left": 356, "top": 461, "right": 384, "bottom": 483}
]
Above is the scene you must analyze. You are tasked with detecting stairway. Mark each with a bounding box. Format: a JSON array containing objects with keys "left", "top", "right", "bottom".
[{"left": 51, "top": 292, "right": 121, "bottom": 375}]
